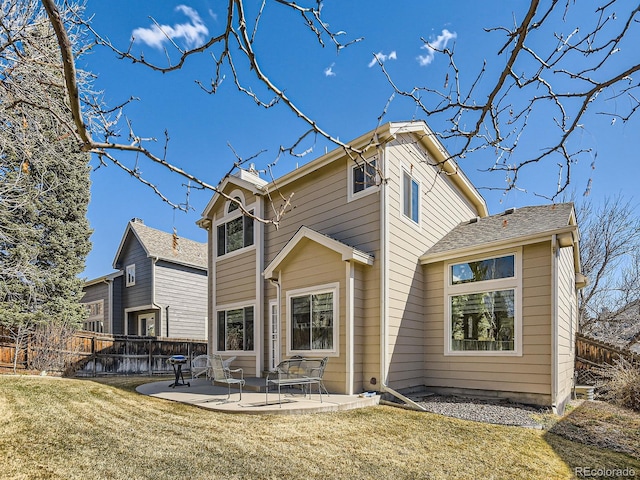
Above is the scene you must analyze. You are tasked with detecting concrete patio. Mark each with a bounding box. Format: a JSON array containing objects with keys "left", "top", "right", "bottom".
[{"left": 136, "top": 377, "right": 380, "bottom": 415}]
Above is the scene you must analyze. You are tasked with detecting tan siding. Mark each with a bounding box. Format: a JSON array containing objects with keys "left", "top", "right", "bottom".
[
  {"left": 279, "top": 241, "right": 348, "bottom": 394},
  {"left": 423, "top": 242, "right": 554, "bottom": 405},
  {"left": 385, "top": 136, "right": 480, "bottom": 391},
  {"left": 265, "top": 157, "right": 381, "bottom": 391},
  {"left": 557, "top": 245, "right": 577, "bottom": 407},
  {"left": 215, "top": 250, "right": 257, "bottom": 305}
]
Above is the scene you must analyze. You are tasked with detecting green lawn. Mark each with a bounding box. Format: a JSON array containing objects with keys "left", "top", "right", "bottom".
[{"left": 0, "top": 375, "right": 638, "bottom": 479}]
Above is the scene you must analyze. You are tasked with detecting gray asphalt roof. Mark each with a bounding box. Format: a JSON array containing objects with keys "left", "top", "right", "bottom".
[
  {"left": 423, "top": 203, "right": 575, "bottom": 259},
  {"left": 129, "top": 221, "right": 207, "bottom": 269}
]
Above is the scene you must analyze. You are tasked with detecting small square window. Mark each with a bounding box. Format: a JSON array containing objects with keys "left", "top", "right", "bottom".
[
  {"left": 352, "top": 159, "right": 377, "bottom": 195},
  {"left": 126, "top": 264, "right": 136, "bottom": 287}
]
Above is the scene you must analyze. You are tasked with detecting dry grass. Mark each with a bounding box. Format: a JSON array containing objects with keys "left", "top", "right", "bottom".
[{"left": 1, "top": 375, "right": 639, "bottom": 479}]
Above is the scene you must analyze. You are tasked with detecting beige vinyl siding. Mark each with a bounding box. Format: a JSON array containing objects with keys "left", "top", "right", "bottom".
[
  {"left": 385, "top": 136, "right": 479, "bottom": 390},
  {"left": 423, "top": 242, "right": 553, "bottom": 405},
  {"left": 556, "top": 245, "right": 577, "bottom": 407},
  {"left": 155, "top": 261, "right": 207, "bottom": 340},
  {"left": 279, "top": 241, "right": 347, "bottom": 393},
  {"left": 265, "top": 157, "right": 381, "bottom": 390},
  {"left": 215, "top": 250, "right": 257, "bottom": 305}
]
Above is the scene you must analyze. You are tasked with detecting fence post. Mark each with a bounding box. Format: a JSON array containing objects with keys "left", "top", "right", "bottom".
[
  {"left": 148, "top": 338, "right": 153, "bottom": 376},
  {"left": 92, "top": 336, "right": 97, "bottom": 377}
]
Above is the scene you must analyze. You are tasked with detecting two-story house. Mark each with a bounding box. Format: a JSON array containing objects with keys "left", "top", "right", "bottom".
[
  {"left": 82, "top": 218, "right": 208, "bottom": 340},
  {"left": 197, "top": 121, "right": 585, "bottom": 413}
]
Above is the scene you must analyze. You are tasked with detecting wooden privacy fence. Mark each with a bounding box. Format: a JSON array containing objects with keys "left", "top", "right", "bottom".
[
  {"left": 575, "top": 333, "right": 639, "bottom": 384},
  {"left": 0, "top": 327, "right": 206, "bottom": 376}
]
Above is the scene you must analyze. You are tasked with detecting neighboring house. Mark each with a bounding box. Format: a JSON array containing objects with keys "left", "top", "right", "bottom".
[
  {"left": 197, "top": 121, "right": 585, "bottom": 413},
  {"left": 82, "top": 218, "right": 208, "bottom": 340}
]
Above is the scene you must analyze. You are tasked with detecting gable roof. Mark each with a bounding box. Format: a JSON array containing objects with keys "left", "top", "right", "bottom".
[
  {"left": 113, "top": 220, "right": 207, "bottom": 270},
  {"left": 420, "top": 203, "right": 577, "bottom": 264},
  {"left": 198, "top": 121, "right": 489, "bottom": 226},
  {"left": 263, "top": 226, "right": 374, "bottom": 280}
]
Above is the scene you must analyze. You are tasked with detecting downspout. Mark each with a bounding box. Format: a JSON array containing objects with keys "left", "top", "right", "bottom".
[
  {"left": 151, "top": 256, "right": 163, "bottom": 336},
  {"left": 165, "top": 306, "right": 170, "bottom": 338},
  {"left": 379, "top": 143, "right": 388, "bottom": 393},
  {"left": 551, "top": 235, "right": 559, "bottom": 414},
  {"left": 375, "top": 139, "right": 426, "bottom": 411}
]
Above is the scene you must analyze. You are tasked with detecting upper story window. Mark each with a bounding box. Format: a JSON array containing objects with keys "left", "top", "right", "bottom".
[
  {"left": 348, "top": 156, "right": 379, "bottom": 201},
  {"left": 125, "top": 264, "right": 135, "bottom": 287},
  {"left": 446, "top": 252, "right": 521, "bottom": 356},
  {"left": 216, "top": 195, "right": 254, "bottom": 257},
  {"left": 402, "top": 169, "right": 420, "bottom": 224}
]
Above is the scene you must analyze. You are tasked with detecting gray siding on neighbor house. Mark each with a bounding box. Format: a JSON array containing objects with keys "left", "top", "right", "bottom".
[
  {"left": 118, "top": 234, "right": 153, "bottom": 310},
  {"left": 111, "top": 276, "right": 124, "bottom": 335},
  {"left": 81, "top": 281, "right": 110, "bottom": 332},
  {"left": 155, "top": 260, "right": 207, "bottom": 340}
]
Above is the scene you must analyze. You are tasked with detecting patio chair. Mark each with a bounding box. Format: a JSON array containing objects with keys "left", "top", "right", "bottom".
[
  {"left": 190, "top": 354, "right": 212, "bottom": 381},
  {"left": 211, "top": 354, "right": 245, "bottom": 400}
]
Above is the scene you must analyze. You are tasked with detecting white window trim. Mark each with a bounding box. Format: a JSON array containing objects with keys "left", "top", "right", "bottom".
[
  {"left": 444, "top": 249, "right": 523, "bottom": 356},
  {"left": 125, "top": 264, "right": 135, "bottom": 287},
  {"left": 214, "top": 196, "right": 256, "bottom": 258},
  {"left": 286, "top": 282, "right": 340, "bottom": 357},
  {"left": 400, "top": 165, "right": 421, "bottom": 229},
  {"left": 215, "top": 301, "right": 257, "bottom": 354},
  {"left": 224, "top": 190, "right": 246, "bottom": 214},
  {"left": 347, "top": 156, "right": 380, "bottom": 202}
]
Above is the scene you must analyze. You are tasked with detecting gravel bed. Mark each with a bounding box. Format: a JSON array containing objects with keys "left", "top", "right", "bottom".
[{"left": 412, "top": 394, "right": 551, "bottom": 428}]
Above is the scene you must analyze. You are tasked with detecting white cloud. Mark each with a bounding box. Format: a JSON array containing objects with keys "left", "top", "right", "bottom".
[
  {"left": 324, "top": 63, "right": 336, "bottom": 77},
  {"left": 417, "top": 29, "right": 456, "bottom": 66},
  {"left": 132, "top": 5, "right": 208, "bottom": 50},
  {"left": 368, "top": 50, "right": 397, "bottom": 68}
]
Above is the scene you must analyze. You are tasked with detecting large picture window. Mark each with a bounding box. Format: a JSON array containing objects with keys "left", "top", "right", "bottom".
[
  {"left": 446, "top": 253, "right": 520, "bottom": 355},
  {"left": 287, "top": 285, "right": 338, "bottom": 354},
  {"left": 217, "top": 306, "right": 254, "bottom": 351},
  {"left": 217, "top": 210, "right": 254, "bottom": 256}
]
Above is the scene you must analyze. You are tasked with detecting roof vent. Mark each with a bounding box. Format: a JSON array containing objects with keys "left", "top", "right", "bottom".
[
  {"left": 468, "top": 217, "right": 480, "bottom": 224},
  {"left": 503, "top": 207, "right": 516, "bottom": 215},
  {"left": 131, "top": 218, "right": 144, "bottom": 224}
]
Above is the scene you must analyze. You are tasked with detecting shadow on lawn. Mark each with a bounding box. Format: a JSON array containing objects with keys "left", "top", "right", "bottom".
[{"left": 543, "top": 400, "right": 640, "bottom": 478}]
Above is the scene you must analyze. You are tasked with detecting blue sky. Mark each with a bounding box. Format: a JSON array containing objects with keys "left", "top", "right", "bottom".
[{"left": 80, "top": 1, "right": 640, "bottom": 280}]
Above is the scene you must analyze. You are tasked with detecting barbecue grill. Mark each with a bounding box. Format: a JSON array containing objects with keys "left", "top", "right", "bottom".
[{"left": 168, "top": 355, "right": 190, "bottom": 388}]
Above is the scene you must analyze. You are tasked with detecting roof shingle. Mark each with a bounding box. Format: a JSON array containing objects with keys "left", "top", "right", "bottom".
[{"left": 423, "top": 203, "right": 575, "bottom": 260}]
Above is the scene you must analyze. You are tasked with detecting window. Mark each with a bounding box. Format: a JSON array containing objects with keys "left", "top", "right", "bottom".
[
  {"left": 217, "top": 306, "right": 254, "bottom": 351},
  {"left": 402, "top": 169, "right": 420, "bottom": 223},
  {"left": 83, "top": 300, "right": 104, "bottom": 333},
  {"left": 447, "top": 253, "right": 520, "bottom": 355},
  {"left": 126, "top": 264, "right": 135, "bottom": 286},
  {"left": 288, "top": 285, "right": 338, "bottom": 354},
  {"left": 217, "top": 210, "right": 254, "bottom": 256},
  {"left": 351, "top": 157, "right": 378, "bottom": 195}
]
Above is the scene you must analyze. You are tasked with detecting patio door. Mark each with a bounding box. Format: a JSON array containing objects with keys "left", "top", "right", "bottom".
[
  {"left": 137, "top": 313, "right": 156, "bottom": 336},
  {"left": 268, "top": 300, "right": 280, "bottom": 371}
]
